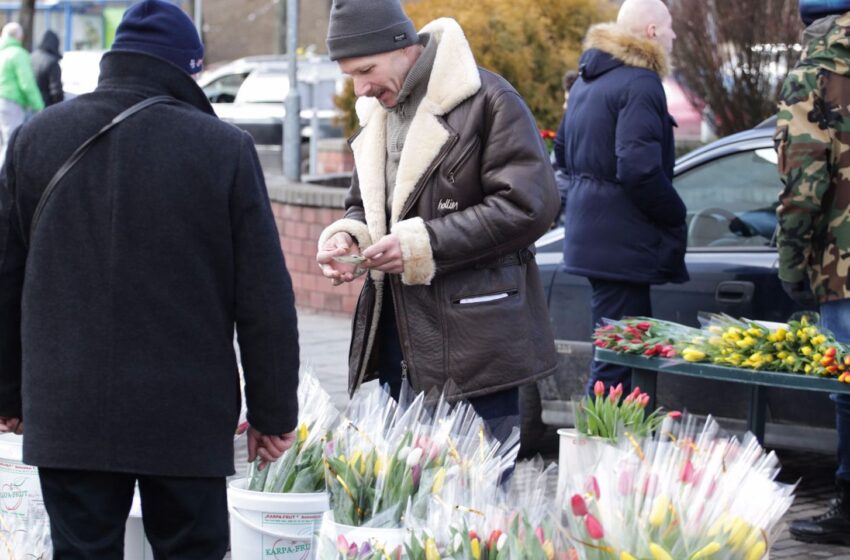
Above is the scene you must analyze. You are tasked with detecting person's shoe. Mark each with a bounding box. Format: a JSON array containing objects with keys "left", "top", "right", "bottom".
[{"left": 790, "top": 479, "right": 850, "bottom": 545}]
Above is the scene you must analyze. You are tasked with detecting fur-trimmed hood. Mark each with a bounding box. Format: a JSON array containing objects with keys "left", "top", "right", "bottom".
[{"left": 581, "top": 23, "right": 669, "bottom": 79}]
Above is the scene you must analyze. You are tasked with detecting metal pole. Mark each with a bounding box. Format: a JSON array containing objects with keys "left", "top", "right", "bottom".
[
  {"left": 282, "top": 0, "right": 301, "bottom": 181},
  {"left": 309, "top": 81, "right": 319, "bottom": 175},
  {"left": 193, "top": 0, "right": 202, "bottom": 38}
]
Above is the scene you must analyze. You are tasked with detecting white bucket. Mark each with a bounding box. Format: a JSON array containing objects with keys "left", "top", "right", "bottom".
[
  {"left": 317, "top": 512, "right": 407, "bottom": 556},
  {"left": 557, "top": 428, "right": 609, "bottom": 502},
  {"left": 228, "top": 478, "right": 329, "bottom": 560},
  {"left": 0, "top": 433, "right": 152, "bottom": 560}
]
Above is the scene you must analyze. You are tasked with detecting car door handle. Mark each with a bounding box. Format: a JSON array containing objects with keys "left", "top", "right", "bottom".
[{"left": 715, "top": 281, "right": 755, "bottom": 304}]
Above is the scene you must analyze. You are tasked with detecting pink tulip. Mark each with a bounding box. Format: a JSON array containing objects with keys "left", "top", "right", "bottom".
[
  {"left": 594, "top": 381, "right": 605, "bottom": 397},
  {"left": 638, "top": 394, "right": 650, "bottom": 408},
  {"left": 667, "top": 410, "right": 682, "bottom": 419},
  {"left": 337, "top": 535, "right": 349, "bottom": 555},
  {"left": 570, "top": 494, "right": 588, "bottom": 516},
  {"left": 680, "top": 460, "right": 695, "bottom": 484},
  {"left": 586, "top": 476, "right": 600, "bottom": 499},
  {"left": 585, "top": 514, "right": 604, "bottom": 539},
  {"left": 618, "top": 470, "right": 633, "bottom": 496},
  {"left": 535, "top": 527, "right": 545, "bottom": 544}
]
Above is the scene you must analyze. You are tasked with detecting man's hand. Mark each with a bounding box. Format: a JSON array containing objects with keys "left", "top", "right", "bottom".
[
  {"left": 316, "top": 232, "right": 364, "bottom": 286},
  {"left": 782, "top": 280, "right": 816, "bottom": 307},
  {"left": 362, "top": 234, "right": 404, "bottom": 274},
  {"left": 247, "top": 427, "right": 297, "bottom": 471},
  {"left": 0, "top": 417, "right": 22, "bottom": 435}
]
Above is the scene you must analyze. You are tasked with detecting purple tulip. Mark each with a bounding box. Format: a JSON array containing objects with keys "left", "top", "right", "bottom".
[
  {"left": 412, "top": 463, "right": 422, "bottom": 488},
  {"left": 360, "top": 541, "right": 372, "bottom": 556}
]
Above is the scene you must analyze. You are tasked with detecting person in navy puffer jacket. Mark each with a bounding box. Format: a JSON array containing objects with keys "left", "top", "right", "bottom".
[{"left": 556, "top": 0, "right": 688, "bottom": 395}]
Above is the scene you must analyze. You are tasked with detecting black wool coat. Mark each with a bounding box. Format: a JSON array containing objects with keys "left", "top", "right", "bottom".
[{"left": 0, "top": 51, "right": 300, "bottom": 477}]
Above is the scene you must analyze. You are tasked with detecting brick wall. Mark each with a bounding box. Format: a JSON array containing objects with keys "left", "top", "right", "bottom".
[{"left": 267, "top": 178, "right": 363, "bottom": 316}]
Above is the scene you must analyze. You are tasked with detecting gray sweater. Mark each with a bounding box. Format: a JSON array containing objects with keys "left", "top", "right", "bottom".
[{"left": 385, "top": 35, "right": 437, "bottom": 217}]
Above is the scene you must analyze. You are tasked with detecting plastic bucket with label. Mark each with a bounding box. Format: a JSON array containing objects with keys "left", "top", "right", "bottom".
[
  {"left": 0, "top": 433, "right": 152, "bottom": 560},
  {"left": 228, "top": 478, "right": 329, "bottom": 560}
]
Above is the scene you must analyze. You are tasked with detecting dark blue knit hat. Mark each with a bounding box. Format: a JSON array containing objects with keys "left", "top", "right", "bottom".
[
  {"left": 112, "top": 0, "right": 204, "bottom": 74},
  {"left": 800, "top": 0, "right": 850, "bottom": 25}
]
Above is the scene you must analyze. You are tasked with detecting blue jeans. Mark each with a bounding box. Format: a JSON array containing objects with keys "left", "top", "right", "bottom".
[{"left": 821, "top": 300, "right": 850, "bottom": 482}]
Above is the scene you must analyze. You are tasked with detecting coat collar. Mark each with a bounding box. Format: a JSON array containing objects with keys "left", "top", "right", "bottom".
[
  {"left": 96, "top": 51, "right": 216, "bottom": 116},
  {"left": 350, "top": 17, "right": 481, "bottom": 247},
  {"left": 583, "top": 23, "right": 669, "bottom": 78}
]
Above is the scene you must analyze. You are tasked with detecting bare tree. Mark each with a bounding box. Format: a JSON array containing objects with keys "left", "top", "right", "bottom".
[
  {"left": 20, "top": 0, "right": 35, "bottom": 51},
  {"left": 670, "top": 0, "right": 802, "bottom": 137}
]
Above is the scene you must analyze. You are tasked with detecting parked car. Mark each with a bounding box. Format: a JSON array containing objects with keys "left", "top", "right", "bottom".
[
  {"left": 530, "top": 117, "right": 832, "bottom": 452},
  {"left": 197, "top": 55, "right": 346, "bottom": 147}
]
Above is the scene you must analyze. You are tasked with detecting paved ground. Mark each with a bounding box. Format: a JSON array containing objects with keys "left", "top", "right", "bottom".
[{"left": 296, "top": 309, "right": 850, "bottom": 559}]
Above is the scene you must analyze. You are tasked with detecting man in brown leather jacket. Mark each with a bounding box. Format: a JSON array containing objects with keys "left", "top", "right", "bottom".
[{"left": 316, "top": 0, "right": 560, "bottom": 441}]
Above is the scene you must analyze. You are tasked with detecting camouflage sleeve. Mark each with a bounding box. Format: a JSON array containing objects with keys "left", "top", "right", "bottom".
[{"left": 775, "top": 66, "right": 832, "bottom": 284}]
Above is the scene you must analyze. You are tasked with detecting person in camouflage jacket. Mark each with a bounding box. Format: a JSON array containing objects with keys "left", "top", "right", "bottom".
[{"left": 776, "top": 3, "right": 850, "bottom": 545}]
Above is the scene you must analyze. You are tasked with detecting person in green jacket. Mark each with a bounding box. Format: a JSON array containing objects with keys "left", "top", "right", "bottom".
[{"left": 0, "top": 22, "right": 43, "bottom": 168}]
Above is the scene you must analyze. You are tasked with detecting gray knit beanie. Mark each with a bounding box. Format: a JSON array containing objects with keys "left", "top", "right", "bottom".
[{"left": 326, "top": 0, "right": 419, "bottom": 61}]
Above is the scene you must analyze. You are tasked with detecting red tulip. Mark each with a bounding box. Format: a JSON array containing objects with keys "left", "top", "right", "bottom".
[
  {"left": 594, "top": 381, "right": 605, "bottom": 397},
  {"left": 638, "top": 394, "right": 650, "bottom": 408},
  {"left": 585, "top": 514, "right": 604, "bottom": 539},
  {"left": 667, "top": 410, "right": 682, "bottom": 419},
  {"left": 570, "top": 494, "right": 588, "bottom": 516},
  {"left": 636, "top": 321, "right": 652, "bottom": 331}
]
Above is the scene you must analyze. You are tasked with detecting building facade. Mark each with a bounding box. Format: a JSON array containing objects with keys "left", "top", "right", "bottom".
[{"left": 202, "top": 0, "right": 332, "bottom": 64}]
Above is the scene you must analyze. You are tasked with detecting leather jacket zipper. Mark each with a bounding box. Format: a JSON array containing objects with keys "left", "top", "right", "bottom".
[
  {"left": 447, "top": 136, "right": 480, "bottom": 184},
  {"left": 401, "top": 359, "right": 408, "bottom": 382},
  {"left": 399, "top": 132, "right": 459, "bottom": 219}
]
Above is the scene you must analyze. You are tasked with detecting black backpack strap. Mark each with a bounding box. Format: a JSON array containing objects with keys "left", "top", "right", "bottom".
[{"left": 25, "top": 95, "right": 175, "bottom": 249}]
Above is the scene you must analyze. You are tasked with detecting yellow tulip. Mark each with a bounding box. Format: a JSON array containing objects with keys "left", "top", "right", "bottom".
[
  {"left": 728, "top": 518, "right": 750, "bottom": 547},
  {"left": 708, "top": 325, "right": 723, "bottom": 334},
  {"left": 805, "top": 364, "right": 813, "bottom": 374},
  {"left": 745, "top": 541, "right": 766, "bottom": 560},
  {"left": 542, "top": 540, "right": 554, "bottom": 560},
  {"left": 649, "top": 495, "right": 669, "bottom": 527},
  {"left": 297, "top": 423, "right": 309, "bottom": 443},
  {"left": 373, "top": 454, "right": 384, "bottom": 477},
  {"left": 690, "top": 542, "right": 721, "bottom": 559},
  {"left": 785, "top": 355, "right": 796, "bottom": 366},
  {"left": 620, "top": 552, "right": 637, "bottom": 560},
  {"left": 683, "top": 348, "right": 706, "bottom": 362},
  {"left": 649, "top": 543, "right": 673, "bottom": 560},
  {"left": 431, "top": 467, "right": 446, "bottom": 494},
  {"left": 425, "top": 538, "right": 440, "bottom": 560},
  {"left": 801, "top": 346, "right": 813, "bottom": 356},
  {"left": 471, "top": 538, "right": 481, "bottom": 560}
]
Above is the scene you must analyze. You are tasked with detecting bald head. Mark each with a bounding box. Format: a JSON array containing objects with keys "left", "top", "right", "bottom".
[{"left": 617, "top": 0, "right": 675, "bottom": 54}]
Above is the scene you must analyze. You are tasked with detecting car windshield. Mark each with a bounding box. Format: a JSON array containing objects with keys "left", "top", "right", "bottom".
[{"left": 673, "top": 147, "right": 781, "bottom": 249}]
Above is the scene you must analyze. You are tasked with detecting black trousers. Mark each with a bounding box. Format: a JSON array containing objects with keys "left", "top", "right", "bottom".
[
  {"left": 588, "top": 277, "right": 652, "bottom": 395},
  {"left": 377, "top": 289, "right": 520, "bottom": 443},
  {"left": 39, "top": 468, "right": 228, "bottom": 560}
]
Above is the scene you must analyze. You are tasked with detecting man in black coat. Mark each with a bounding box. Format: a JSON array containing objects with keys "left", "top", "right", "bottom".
[
  {"left": 31, "top": 30, "right": 63, "bottom": 106},
  {"left": 0, "top": 1, "right": 300, "bottom": 557},
  {"left": 557, "top": 0, "right": 688, "bottom": 394}
]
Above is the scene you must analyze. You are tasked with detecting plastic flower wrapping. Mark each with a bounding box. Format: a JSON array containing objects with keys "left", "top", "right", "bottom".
[
  {"left": 322, "top": 383, "right": 521, "bottom": 529},
  {"left": 247, "top": 372, "right": 339, "bottom": 493},
  {"left": 0, "top": 514, "right": 52, "bottom": 559},
  {"left": 562, "top": 413, "right": 795, "bottom": 560},
  {"left": 592, "top": 313, "right": 850, "bottom": 381}
]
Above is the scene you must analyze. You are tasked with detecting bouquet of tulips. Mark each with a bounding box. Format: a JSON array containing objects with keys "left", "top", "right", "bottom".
[
  {"left": 563, "top": 413, "right": 794, "bottom": 560},
  {"left": 318, "top": 384, "right": 523, "bottom": 560},
  {"left": 573, "top": 381, "right": 667, "bottom": 442},
  {"left": 676, "top": 313, "right": 849, "bottom": 378},
  {"left": 592, "top": 318, "right": 700, "bottom": 359},
  {"left": 247, "top": 372, "right": 339, "bottom": 493}
]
